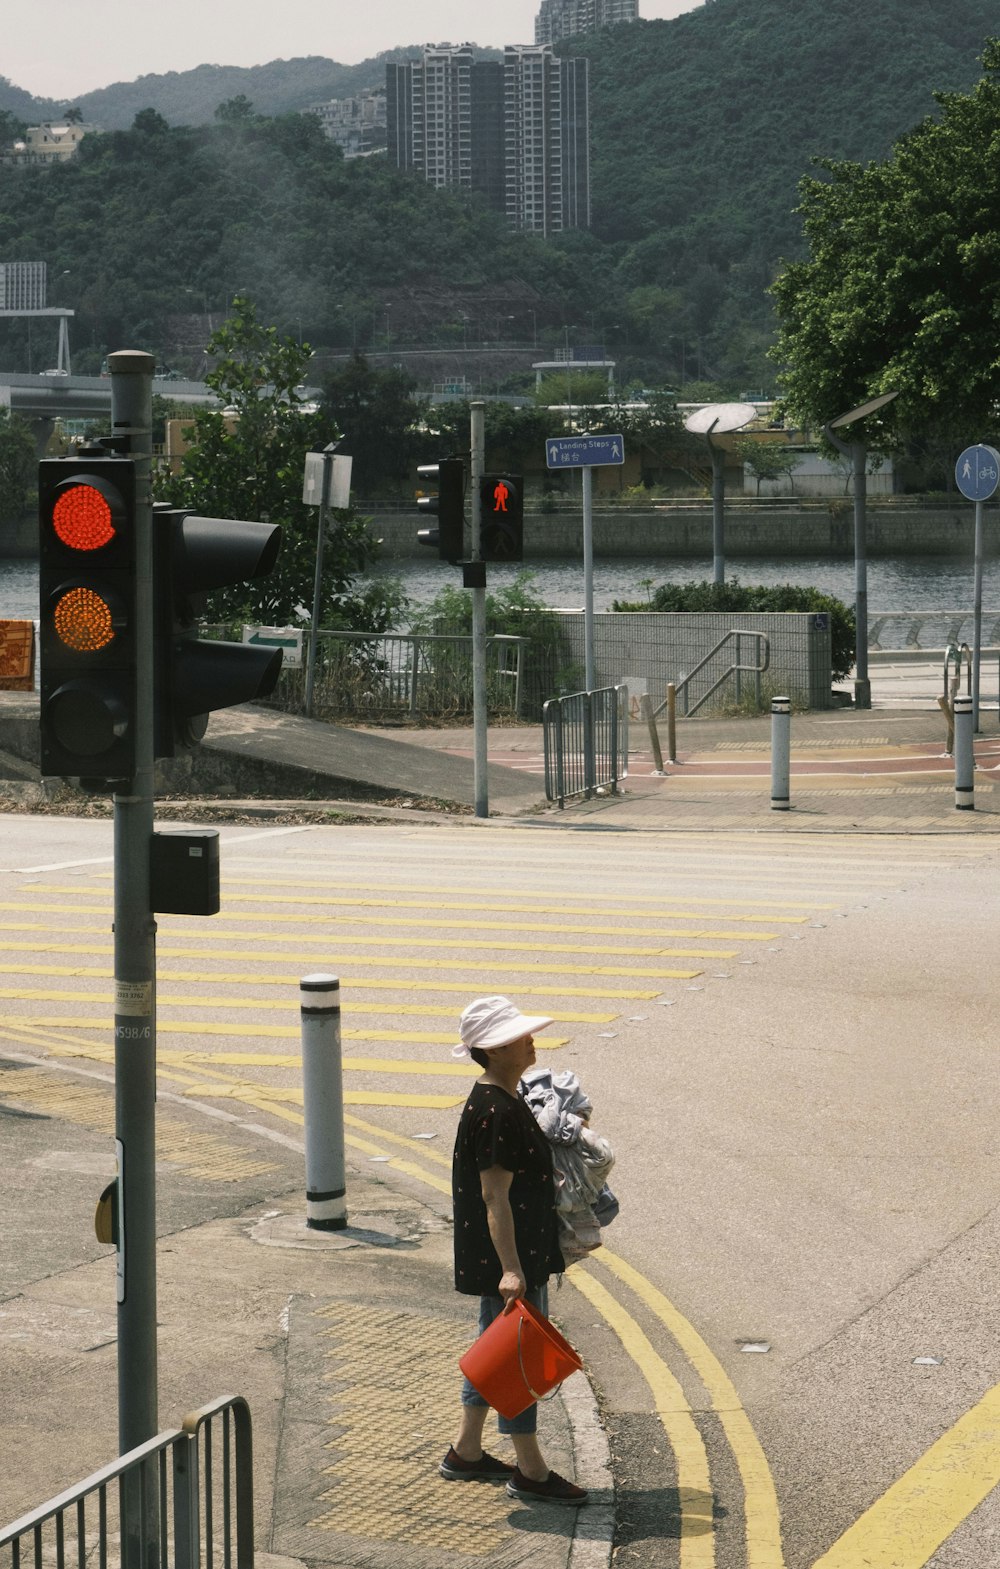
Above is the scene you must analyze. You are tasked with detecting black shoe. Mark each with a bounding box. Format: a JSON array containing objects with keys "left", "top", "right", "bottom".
[
  {"left": 439, "top": 1446, "right": 515, "bottom": 1482},
  {"left": 506, "top": 1467, "right": 588, "bottom": 1504}
]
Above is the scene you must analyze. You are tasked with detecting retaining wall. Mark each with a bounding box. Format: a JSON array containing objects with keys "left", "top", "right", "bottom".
[
  {"left": 4, "top": 504, "right": 993, "bottom": 563},
  {"left": 548, "top": 610, "right": 832, "bottom": 712},
  {"left": 371, "top": 504, "right": 996, "bottom": 561}
]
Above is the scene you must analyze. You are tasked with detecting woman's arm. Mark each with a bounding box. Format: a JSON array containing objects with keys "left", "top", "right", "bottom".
[{"left": 480, "top": 1164, "right": 524, "bottom": 1309}]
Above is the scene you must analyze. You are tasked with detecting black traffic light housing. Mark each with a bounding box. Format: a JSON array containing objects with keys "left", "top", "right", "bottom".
[
  {"left": 38, "top": 452, "right": 138, "bottom": 782},
  {"left": 416, "top": 458, "right": 465, "bottom": 561},
  {"left": 480, "top": 474, "right": 524, "bottom": 562},
  {"left": 152, "top": 507, "right": 284, "bottom": 758}
]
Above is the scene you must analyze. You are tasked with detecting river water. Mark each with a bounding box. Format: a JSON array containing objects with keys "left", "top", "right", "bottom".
[{"left": 4, "top": 553, "right": 999, "bottom": 620}]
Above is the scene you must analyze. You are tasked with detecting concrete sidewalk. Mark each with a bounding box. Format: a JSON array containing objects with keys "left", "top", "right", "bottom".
[{"left": 0, "top": 1046, "right": 611, "bottom": 1569}]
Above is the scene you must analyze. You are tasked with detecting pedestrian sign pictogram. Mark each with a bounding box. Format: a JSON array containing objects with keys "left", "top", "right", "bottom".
[
  {"left": 480, "top": 474, "right": 523, "bottom": 561},
  {"left": 489, "top": 478, "right": 510, "bottom": 512},
  {"left": 955, "top": 444, "right": 1000, "bottom": 502}
]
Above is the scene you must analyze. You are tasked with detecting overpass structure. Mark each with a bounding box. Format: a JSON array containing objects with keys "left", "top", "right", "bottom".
[
  {"left": 0, "top": 371, "right": 221, "bottom": 454},
  {"left": 0, "top": 370, "right": 218, "bottom": 419}
]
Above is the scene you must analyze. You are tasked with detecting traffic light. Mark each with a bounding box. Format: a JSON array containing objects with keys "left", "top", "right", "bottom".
[
  {"left": 152, "top": 508, "right": 284, "bottom": 758},
  {"left": 38, "top": 452, "right": 138, "bottom": 782},
  {"left": 416, "top": 458, "right": 465, "bottom": 561},
  {"left": 480, "top": 474, "right": 524, "bottom": 562}
]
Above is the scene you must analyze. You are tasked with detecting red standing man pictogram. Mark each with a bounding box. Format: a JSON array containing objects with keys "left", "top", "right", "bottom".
[{"left": 491, "top": 479, "right": 509, "bottom": 512}]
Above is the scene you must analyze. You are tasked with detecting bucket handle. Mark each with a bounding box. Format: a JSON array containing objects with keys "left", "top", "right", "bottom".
[{"left": 516, "top": 1311, "right": 567, "bottom": 1405}]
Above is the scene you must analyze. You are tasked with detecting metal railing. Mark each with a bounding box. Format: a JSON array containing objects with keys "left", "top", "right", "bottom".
[
  {"left": 0, "top": 1397, "right": 253, "bottom": 1569},
  {"left": 671, "top": 629, "right": 770, "bottom": 718},
  {"left": 543, "top": 684, "right": 628, "bottom": 807},
  {"left": 275, "top": 630, "right": 528, "bottom": 721},
  {"left": 869, "top": 611, "right": 1000, "bottom": 650}
]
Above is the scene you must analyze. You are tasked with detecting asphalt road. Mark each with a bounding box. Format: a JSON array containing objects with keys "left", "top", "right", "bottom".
[{"left": 1, "top": 813, "right": 999, "bottom": 1568}]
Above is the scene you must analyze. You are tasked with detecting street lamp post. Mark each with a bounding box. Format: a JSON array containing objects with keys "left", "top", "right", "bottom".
[{"left": 824, "top": 390, "right": 898, "bottom": 711}]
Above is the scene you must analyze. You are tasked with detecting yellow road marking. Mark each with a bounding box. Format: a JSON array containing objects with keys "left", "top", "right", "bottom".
[
  {"left": 0, "top": 925, "right": 766, "bottom": 956},
  {"left": 186, "top": 1079, "right": 462, "bottom": 1110},
  {"left": 570, "top": 1266, "right": 714, "bottom": 1567},
  {"left": 811, "top": 1381, "right": 1000, "bottom": 1569},
  {"left": 0, "top": 909, "right": 739, "bottom": 954},
  {"left": 593, "top": 1251, "right": 784, "bottom": 1568},
  {"left": 0, "top": 1016, "right": 568, "bottom": 1046},
  {"left": 4, "top": 896, "right": 810, "bottom": 929},
  {"left": 162, "top": 1048, "right": 474, "bottom": 1078},
  {"left": 0, "top": 927, "right": 714, "bottom": 972},
  {"left": 0, "top": 961, "right": 666, "bottom": 1000},
  {"left": 0, "top": 987, "right": 613, "bottom": 1025}
]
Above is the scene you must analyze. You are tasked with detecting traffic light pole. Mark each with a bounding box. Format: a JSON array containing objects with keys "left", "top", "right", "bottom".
[
  {"left": 109, "top": 351, "right": 159, "bottom": 1462},
  {"left": 471, "top": 402, "right": 488, "bottom": 818}
]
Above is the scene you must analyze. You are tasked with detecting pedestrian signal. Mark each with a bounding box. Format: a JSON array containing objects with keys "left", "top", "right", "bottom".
[
  {"left": 416, "top": 458, "right": 465, "bottom": 560},
  {"left": 38, "top": 453, "right": 138, "bottom": 782},
  {"left": 480, "top": 474, "right": 523, "bottom": 562}
]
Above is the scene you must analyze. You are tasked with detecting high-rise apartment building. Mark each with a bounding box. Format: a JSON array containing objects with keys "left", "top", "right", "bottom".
[
  {"left": 535, "top": 0, "right": 639, "bottom": 45},
  {"left": 387, "top": 43, "right": 590, "bottom": 236},
  {"left": 503, "top": 47, "right": 589, "bottom": 235},
  {"left": 387, "top": 46, "right": 474, "bottom": 189}
]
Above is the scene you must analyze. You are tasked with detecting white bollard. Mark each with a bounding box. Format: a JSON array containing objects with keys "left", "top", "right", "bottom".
[
  {"left": 770, "top": 697, "right": 791, "bottom": 811},
  {"left": 953, "top": 695, "right": 974, "bottom": 811},
  {"left": 300, "top": 973, "right": 347, "bottom": 1230}
]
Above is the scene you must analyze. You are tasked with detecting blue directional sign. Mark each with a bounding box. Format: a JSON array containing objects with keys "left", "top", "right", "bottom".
[
  {"left": 546, "top": 433, "right": 625, "bottom": 469},
  {"left": 955, "top": 444, "right": 1000, "bottom": 502}
]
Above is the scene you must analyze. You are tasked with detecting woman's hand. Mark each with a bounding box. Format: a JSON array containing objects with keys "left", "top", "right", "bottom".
[{"left": 499, "top": 1269, "right": 526, "bottom": 1311}]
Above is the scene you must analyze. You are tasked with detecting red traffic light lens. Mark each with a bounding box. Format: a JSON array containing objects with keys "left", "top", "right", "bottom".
[
  {"left": 53, "top": 484, "right": 116, "bottom": 551},
  {"left": 53, "top": 586, "right": 117, "bottom": 652}
]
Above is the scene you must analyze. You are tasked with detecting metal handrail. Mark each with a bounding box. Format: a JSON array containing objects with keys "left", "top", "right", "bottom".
[
  {"left": 938, "top": 642, "right": 972, "bottom": 754},
  {"left": 0, "top": 1396, "right": 253, "bottom": 1569},
  {"left": 181, "top": 1397, "right": 254, "bottom": 1569},
  {"left": 647, "top": 629, "right": 770, "bottom": 720}
]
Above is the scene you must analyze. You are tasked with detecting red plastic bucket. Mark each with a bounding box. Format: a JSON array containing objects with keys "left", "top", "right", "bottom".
[{"left": 459, "top": 1298, "right": 584, "bottom": 1420}]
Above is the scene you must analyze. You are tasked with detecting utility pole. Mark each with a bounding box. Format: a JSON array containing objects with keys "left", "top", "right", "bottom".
[
  {"left": 470, "top": 401, "right": 488, "bottom": 818},
  {"left": 109, "top": 352, "right": 159, "bottom": 1456}
]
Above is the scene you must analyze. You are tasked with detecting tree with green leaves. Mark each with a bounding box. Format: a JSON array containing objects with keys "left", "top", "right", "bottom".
[
  {"left": 733, "top": 435, "right": 798, "bottom": 494},
  {"left": 771, "top": 41, "right": 1000, "bottom": 447},
  {"left": 155, "top": 298, "right": 394, "bottom": 630},
  {"left": 0, "top": 409, "right": 36, "bottom": 521},
  {"left": 321, "top": 354, "right": 427, "bottom": 496}
]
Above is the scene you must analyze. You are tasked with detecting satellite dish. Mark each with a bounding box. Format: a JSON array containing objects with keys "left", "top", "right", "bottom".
[{"left": 684, "top": 402, "right": 757, "bottom": 435}]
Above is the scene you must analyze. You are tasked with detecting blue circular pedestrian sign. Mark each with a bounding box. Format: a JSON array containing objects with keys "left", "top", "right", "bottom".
[{"left": 955, "top": 444, "right": 1000, "bottom": 501}]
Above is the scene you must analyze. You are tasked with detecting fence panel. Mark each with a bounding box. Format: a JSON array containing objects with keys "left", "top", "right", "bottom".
[
  {"left": 543, "top": 685, "right": 628, "bottom": 807},
  {"left": 271, "top": 631, "right": 527, "bottom": 722}
]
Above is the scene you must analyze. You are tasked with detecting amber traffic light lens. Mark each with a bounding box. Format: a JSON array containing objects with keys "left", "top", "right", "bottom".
[
  {"left": 52, "top": 484, "right": 116, "bottom": 551},
  {"left": 53, "top": 587, "right": 116, "bottom": 652}
]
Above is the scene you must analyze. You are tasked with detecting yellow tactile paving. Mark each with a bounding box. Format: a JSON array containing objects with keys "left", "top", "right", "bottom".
[
  {"left": 0, "top": 1065, "right": 279, "bottom": 1181},
  {"left": 311, "top": 1300, "right": 513, "bottom": 1555}
]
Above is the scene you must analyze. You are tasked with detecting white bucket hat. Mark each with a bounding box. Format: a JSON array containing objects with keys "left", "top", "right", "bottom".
[{"left": 452, "top": 995, "right": 553, "bottom": 1060}]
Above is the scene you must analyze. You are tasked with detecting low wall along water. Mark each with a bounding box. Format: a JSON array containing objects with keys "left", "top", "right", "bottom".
[
  {"left": 3, "top": 503, "right": 992, "bottom": 563},
  {"left": 373, "top": 504, "right": 995, "bottom": 562}
]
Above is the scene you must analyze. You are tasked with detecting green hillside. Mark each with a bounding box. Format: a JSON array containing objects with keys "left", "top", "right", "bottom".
[
  {"left": 0, "top": 0, "right": 997, "bottom": 388},
  {"left": 0, "top": 109, "right": 576, "bottom": 372}
]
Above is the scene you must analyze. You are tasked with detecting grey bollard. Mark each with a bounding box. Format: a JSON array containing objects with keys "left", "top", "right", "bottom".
[
  {"left": 300, "top": 973, "right": 347, "bottom": 1229},
  {"left": 770, "top": 696, "right": 791, "bottom": 810},
  {"left": 954, "top": 695, "right": 974, "bottom": 811}
]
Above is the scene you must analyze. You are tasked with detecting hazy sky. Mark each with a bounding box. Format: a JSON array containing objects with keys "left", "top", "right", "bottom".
[{"left": 7, "top": 0, "right": 703, "bottom": 101}]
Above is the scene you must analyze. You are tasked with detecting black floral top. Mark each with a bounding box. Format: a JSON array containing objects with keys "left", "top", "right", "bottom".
[{"left": 452, "top": 1080, "right": 564, "bottom": 1296}]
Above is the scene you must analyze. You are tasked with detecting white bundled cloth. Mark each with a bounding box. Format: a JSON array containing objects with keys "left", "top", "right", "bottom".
[{"left": 521, "top": 1065, "right": 619, "bottom": 1264}]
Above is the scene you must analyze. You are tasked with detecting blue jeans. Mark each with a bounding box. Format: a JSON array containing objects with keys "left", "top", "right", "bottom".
[{"left": 461, "top": 1283, "right": 549, "bottom": 1436}]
